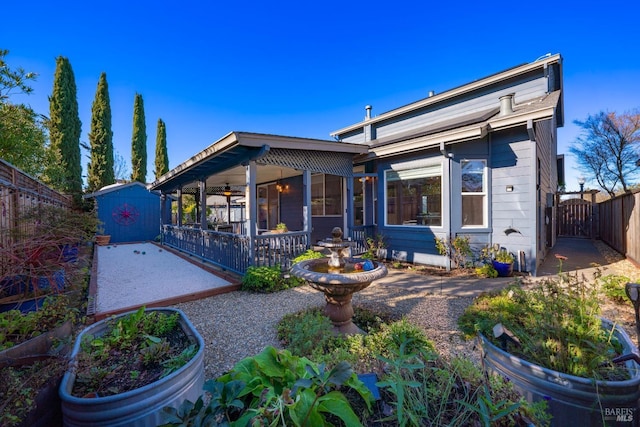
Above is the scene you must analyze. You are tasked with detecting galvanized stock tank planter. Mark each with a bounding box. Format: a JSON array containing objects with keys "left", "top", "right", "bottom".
[
  {"left": 479, "top": 319, "right": 640, "bottom": 427},
  {"left": 59, "top": 308, "right": 204, "bottom": 427}
]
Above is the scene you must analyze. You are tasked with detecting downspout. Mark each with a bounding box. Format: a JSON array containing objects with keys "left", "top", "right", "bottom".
[{"left": 440, "top": 141, "right": 453, "bottom": 271}]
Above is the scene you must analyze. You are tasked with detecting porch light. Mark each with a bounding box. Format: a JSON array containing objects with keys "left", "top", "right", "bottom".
[
  {"left": 223, "top": 184, "right": 232, "bottom": 197},
  {"left": 276, "top": 181, "right": 289, "bottom": 193}
]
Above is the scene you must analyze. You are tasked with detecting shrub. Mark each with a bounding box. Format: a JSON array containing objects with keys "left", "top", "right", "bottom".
[
  {"left": 601, "top": 274, "right": 631, "bottom": 304},
  {"left": 361, "top": 234, "right": 386, "bottom": 260},
  {"left": 241, "top": 265, "right": 303, "bottom": 292},
  {"left": 163, "top": 346, "right": 374, "bottom": 427},
  {"left": 275, "top": 307, "right": 549, "bottom": 426},
  {"left": 291, "top": 249, "right": 323, "bottom": 264},
  {"left": 475, "top": 263, "right": 498, "bottom": 278},
  {"left": 458, "top": 273, "right": 629, "bottom": 380},
  {"left": 435, "top": 235, "right": 472, "bottom": 269}
]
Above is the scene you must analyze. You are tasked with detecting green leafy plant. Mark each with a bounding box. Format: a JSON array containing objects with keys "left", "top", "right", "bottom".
[
  {"left": 291, "top": 249, "right": 323, "bottom": 264},
  {"left": 72, "top": 307, "right": 198, "bottom": 397},
  {"left": 275, "top": 222, "right": 288, "bottom": 232},
  {"left": 493, "top": 250, "right": 514, "bottom": 264},
  {"left": 435, "top": 235, "right": 472, "bottom": 269},
  {"left": 161, "top": 379, "right": 246, "bottom": 426},
  {"left": 458, "top": 272, "right": 629, "bottom": 380},
  {"left": 163, "top": 349, "right": 372, "bottom": 427},
  {"left": 361, "top": 234, "right": 386, "bottom": 260},
  {"left": 241, "top": 265, "right": 303, "bottom": 292},
  {"left": 475, "top": 263, "right": 498, "bottom": 278},
  {"left": 601, "top": 274, "right": 631, "bottom": 304}
]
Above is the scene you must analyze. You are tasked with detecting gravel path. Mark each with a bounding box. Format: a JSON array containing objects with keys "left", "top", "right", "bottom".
[
  {"left": 174, "top": 240, "right": 640, "bottom": 381},
  {"left": 175, "top": 278, "right": 480, "bottom": 380}
]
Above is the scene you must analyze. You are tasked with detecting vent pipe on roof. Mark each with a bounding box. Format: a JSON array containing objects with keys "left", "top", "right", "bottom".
[
  {"left": 428, "top": 90, "right": 435, "bottom": 97},
  {"left": 365, "top": 105, "right": 372, "bottom": 120},
  {"left": 499, "top": 93, "right": 515, "bottom": 116}
]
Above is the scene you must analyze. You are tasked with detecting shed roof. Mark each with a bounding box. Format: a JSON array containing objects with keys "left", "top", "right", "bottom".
[{"left": 83, "top": 181, "right": 154, "bottom": 199}]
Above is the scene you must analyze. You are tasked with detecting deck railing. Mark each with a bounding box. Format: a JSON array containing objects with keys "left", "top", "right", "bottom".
[
  {"left": 161, "top": 225, "right": 310, "bottom": 275},
  {"left": 349, "top": 225, "right": 376, "bottom": 255}
]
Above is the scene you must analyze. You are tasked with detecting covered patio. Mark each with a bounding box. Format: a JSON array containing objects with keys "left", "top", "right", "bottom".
[{"left": 149, "top": 132, "right": 370, "bottom": 274}]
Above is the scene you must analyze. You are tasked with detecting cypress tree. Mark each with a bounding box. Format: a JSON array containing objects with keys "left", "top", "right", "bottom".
[
  {"left": 87, "top": 72, "right": 115, "bottom": 191},
  {"left": 130, "top": 93, "right": 147, "bottom": 183},
  {"left": 154, "top": 118, "right": 169, "bottom": 179},
  {"left": 49, "top": 56, "right": 82, "bottom": 206}
]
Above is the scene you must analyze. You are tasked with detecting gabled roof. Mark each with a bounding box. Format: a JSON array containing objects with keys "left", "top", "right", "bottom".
[
  {"left": 331, "top": 53, "right": 563, "bottom": 138},
  {"left": 83, "top": 181, "right": 152, "bottom": 199}
]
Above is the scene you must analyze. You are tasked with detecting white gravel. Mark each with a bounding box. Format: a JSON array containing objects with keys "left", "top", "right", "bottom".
[{"left": 95, "top": 242, "right": 231, "bottom": 313}]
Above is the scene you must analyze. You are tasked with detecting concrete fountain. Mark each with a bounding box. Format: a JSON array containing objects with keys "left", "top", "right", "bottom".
[{"left": 290, "top": 227, "right": 387, "bottom": 335}]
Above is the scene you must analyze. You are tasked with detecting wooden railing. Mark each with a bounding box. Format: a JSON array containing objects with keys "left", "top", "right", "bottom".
[
  {"left": 349, "top": 225, "right": 376, "bottom": 255},
  {"left": 162, "top": 225, "right": 310, "bottom": 274}
]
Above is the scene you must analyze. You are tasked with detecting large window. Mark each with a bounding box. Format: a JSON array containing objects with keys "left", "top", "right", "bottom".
[
  {"left": 461, "top": 159, "right": 487, "bottom": 227},
  {"left": 312, "top": 174, "right": 342, "bottom": 216},
  {"left": 385, "top": 164, "right": 442, "bottom": 226}
]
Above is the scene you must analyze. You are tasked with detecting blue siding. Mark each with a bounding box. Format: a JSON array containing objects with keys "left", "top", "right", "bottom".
[
  {"left": 95, "top": 185, "right": 164, "bottom": 243},
  {"left": 374, "top": 70, "right": 548, "bottom": 140},
  {"left": 490, "top": 127, "right": 534, "bottom": 272}
]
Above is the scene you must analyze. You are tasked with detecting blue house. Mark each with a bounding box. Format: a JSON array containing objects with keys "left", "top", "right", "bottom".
[
  {"left": 85, "top": 182, "right": 170, "bottom": 244},
  {"left": 150, "top": 54, "right": 563, "bottom": 276}
]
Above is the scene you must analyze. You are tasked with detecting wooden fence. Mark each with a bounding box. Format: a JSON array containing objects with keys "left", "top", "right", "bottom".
[
  {"left": 598, "top": 189, "right": 640, "bottom": 266},
  {"left": 0, "top": 159, "right": 71, "bottom": 250}
]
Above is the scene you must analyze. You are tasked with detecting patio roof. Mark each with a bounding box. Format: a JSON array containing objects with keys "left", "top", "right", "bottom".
[{"left": 149, "top": 131, "right": 369, "bottom": 194}]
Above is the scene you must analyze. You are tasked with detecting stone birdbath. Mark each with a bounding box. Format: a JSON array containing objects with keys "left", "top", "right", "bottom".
[{"left": 290, "top": 227, "right": 387, "bottom": 335}]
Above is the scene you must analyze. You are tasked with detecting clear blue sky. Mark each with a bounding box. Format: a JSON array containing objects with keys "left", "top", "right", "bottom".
[{"left": 3, "top": 1, "right": 639, "bottom": 191}]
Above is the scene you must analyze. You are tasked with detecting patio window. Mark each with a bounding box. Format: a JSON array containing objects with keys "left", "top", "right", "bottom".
[
  {"left": 385, "top": 164, "right": 442, "bottom": 226},
  {"left": 461, "top": 159, "right": 487, "bottom": 227},
  {"left": 312, "top": 174, "right": 342, "bottom": 216}
]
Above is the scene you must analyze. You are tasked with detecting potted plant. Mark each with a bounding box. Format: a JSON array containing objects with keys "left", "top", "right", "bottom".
[
  {"left": 59, "top": 307, "right": 205, "bottom": 427},
  {"left": 490, "top": 247, "right": 514, "bottom": 277},
  {"left": 458, "top": 272, "right": 640, "bottom": 425},
  {"left": 0, "top": 296, "right": 78, "bottom": 426},
  {"left": 274, "top": 222, "right": 288, "bottom": 233}
]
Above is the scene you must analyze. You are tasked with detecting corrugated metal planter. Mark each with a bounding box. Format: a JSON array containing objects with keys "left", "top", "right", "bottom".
[
  {"left": 59, "top": 308, "right": 204, "bottom": 427},
  {"left": 479, "top": 319, "right": 640, "bottom": 426}
]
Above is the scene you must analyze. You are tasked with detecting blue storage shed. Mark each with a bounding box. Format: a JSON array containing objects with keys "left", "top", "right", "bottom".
[{"left": 84, "top": 182, "right": 170, "bottom": 243}]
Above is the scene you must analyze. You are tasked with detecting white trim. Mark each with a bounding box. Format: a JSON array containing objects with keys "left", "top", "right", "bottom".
[
  {"left": 460, "top": 159, "right": 488, "bottom": 228},
  {"left": 371, "top": 125, "right": 487, "bottom": 158}
]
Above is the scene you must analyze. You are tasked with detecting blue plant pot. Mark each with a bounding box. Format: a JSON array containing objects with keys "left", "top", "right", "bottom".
[
  {"left": 492, "top": 260, "right": 513, "bottom": 277},
  {"left": 62, "top": 244, "right": 80, "bottom": 263},
  {"left": 36, "top": 269, "right": 66, "bottom": 292}
]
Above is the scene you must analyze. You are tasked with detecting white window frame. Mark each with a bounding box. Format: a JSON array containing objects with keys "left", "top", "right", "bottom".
[{"left": 460, "top": 159, "right": 488, "bottom": 228}]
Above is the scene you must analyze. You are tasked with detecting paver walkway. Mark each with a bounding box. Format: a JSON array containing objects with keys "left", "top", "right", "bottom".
[{"left": 537, "top": 237, "right": 618, "bottom": 276}]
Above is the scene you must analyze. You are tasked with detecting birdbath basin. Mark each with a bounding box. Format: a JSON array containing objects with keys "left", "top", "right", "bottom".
[{"left": 290, "top": 228, "right": 387, "bottom": 335}]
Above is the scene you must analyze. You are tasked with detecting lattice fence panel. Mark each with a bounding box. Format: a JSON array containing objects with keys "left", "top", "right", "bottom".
[{"left": 258, "top": 148, "right": 355, "bottom": 177}]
